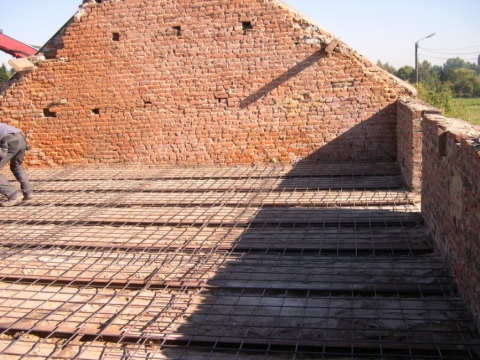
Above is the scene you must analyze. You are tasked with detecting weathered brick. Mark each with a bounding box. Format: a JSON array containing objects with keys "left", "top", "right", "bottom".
[
  {"left": 0, "top": 0, "right": 415, "bottom": 167},
  {"left": 421, "top": 114, "right": 480, "bottom": 330}
]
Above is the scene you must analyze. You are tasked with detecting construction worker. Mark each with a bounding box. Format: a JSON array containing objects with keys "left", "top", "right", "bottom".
[{"left": 0, "top": 123, "right": 33, "bottom": 206}]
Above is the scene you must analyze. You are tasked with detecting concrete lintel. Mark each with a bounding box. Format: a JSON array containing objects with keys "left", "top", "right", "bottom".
[{"left": 8, "top": 58, "right": 35, "bottom": 72}]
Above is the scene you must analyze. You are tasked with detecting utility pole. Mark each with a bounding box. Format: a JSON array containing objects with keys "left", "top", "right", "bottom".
[{"left": 415, "top": 33, "right": 435, "bottom": 84}]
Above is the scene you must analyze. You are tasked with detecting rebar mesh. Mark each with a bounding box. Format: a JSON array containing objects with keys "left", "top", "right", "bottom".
[{"left": 0, "top": 162, "right": 478, "bottom": 359}]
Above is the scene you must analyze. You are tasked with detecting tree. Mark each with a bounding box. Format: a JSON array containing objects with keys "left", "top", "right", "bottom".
[
  {"left": 0, "top": 64, "right": 9, "bottom": 82},
  {"left": 474, "top": 81, "right": 480, "bottom": 97},
  {"left": 396, "top": 65, "right": 414, "bottom": 82},
  {"left": 0, "top": 63, "right": 15, "bottom": 82},
  {"left": 466, "top": 62, "right": 480, "bottom": 76},
  {"left": 439, "top": 67, "right": 480, "bottom": 97},
  {"left": 451, "top": 68, "right": 480, "bottom": 97},
  {"left": 416, "top": 83, "right": 470, "bottom": 120},
  {"left": 439, "top": 68, "right": 456, "bottom": 83},
  {"left": 417, "top": 60, "right": 442, "bottom": 90},
  {"left": 376, "top": 60, "right": 396, "bottom": 75},
  {"left": 443, "top": 57, "right": 467, "bottom": 70}
]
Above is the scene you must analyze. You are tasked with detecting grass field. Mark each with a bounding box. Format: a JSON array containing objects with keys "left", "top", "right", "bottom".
[{"left": 454, "top": 98, "right": 480, "bottom": 125}]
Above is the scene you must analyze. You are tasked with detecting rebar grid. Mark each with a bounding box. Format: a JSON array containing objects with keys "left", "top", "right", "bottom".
[{"left": 0, "top": 162, "right": 478, "bottom": 359}]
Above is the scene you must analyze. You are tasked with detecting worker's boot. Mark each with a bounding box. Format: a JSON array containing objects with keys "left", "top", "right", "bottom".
[
  {"left": 1, "top": 192, "right": 23, "bottom": 207},
  {"left": 23, "top": 191, "right": 34, "bottom": 201}
]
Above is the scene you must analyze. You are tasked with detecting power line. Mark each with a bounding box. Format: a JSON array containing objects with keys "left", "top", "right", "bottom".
[
  {"left": 418, "top": 53, "right": 479, "bottom": 61},
  {"left": 422, "top": 44, "right": 480, "bottom": 51},
  {"left": 419, "top": 47, "right": 480, "bottom": 56}
]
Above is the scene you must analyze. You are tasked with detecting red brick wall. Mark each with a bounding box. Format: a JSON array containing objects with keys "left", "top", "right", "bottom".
[
  {"left": 39, "top": 19, "right": 74, "bottom": 60},
  {"left": 396, "top": 99, "right": 441, "bottom": 192},
  {"left": 422, "top": 114, "right": 480, "bottom": 330},
  {"left": 0, "top": 0, "right": 413, "bottom": 166}
]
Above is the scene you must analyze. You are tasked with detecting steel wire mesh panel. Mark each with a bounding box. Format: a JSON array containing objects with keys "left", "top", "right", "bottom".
[{"left": 0, "top": 162, "right": 478, "bottom": 359}]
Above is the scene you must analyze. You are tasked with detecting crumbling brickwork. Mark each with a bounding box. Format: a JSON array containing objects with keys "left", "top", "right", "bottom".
[
  {"left": 0, "top": 0, "right": 413, "bottom": 166},
  {"left": 422, "top": 114, "right": 480, "bottom": 330},
  {"left": 396, "top": 99, "right": 440, "bottom": 192},
  {"left": 39, "top": 19, "right": 74, "bottom": 60}
]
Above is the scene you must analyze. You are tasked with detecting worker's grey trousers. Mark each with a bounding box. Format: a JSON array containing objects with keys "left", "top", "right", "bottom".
[{"left": 0, "top": 133, "right": 32, "bottom": 199}]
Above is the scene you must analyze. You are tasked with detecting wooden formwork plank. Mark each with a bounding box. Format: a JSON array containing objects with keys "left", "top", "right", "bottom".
[
  {"left": 0, "top": 337, "right": 314, "bottom": 359},
  {"left": 5, "top": 163, "right": 477, "bottom": 359},
  {"left": 1, "top": 168, "right": 73, "bottom": 182},
  {"left": 250, "top": 207, "right": 422, "bottom": 225},
  {"left": 0, "top": 338, "right": 62, "bottom": 360},
  {"left": 0, "top": 338, "right": 206, "bottom": 360},
  {"left": 0, "top": 284, "right": 143, "bottom": 339},
  {"left": 0, "top": 284, "right": 475, "bottom": 347},
  {"left": 30, "top": 175, "right": 406, "bottom": 193},
  {"left": 15, "top": 162, "right": 401, "bottom": 182},
  {"left": 155, "top": 162, "right": 401, "bottom": 179},
  {"left": 1, "top": 205, "right": 422, "bottom": 226},
  {"left": 0, "top": 225, "right": 431, "bottom": 253},
  {"left": 0, "top": 334, "right": 473, "bottom": 360},
  {"left": 234, "top": 226, "right": 431, "bottom": 250},
  {"left": 22, "top": 190, "right": 415, "bottom": 207},
  {"left": 0, "top": 225, "right": 243, "bottom": 251},
  {"left": 0, "top": 249, "right": 450, "bottom": 291}
]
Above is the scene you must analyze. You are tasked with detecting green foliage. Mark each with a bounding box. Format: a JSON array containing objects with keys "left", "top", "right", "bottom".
[
  {"left": 376, "top": 56, "right": 480, "bottom": 101},
  {"left": 396, "top": 65, "right": 414, "bottom": 82},
  {"left": 439, "top": 68, "right": 456, "bottom": 83},
  {"left": 0, "top": 63, "right": 15, "bottom": 82},
  {"left": 467, "top": 62, "right": 480, "bottom": 75},
  {"left": 376, "top": 60, "right": 396, "bottom": 75},
  {"left": 452, "top": 69, "right": 480, "bottom": 97},
  {"left": 416, "top": 83, "right": 470, "bottom": 120},
  {"left": 454, "top": 98, "right": 480, "bottom": 125},
  {"left": 439, "top": 67, "right": 480, "bottom": 97},
  {"left": 417, "top": 60, "right": 442, "bottom": 90},
  {"left": 443, "top": 57, "right": 467, "bottom": 70},
  {"left": 0, "top": 64, "right": 9, "bottom": 82}
]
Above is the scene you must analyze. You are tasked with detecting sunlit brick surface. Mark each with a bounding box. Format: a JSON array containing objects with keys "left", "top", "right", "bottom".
[{"left": 0, "top": 0, "right": 413, "bottom": 166}]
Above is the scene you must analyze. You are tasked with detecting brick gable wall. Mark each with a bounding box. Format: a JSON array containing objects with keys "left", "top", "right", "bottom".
[{"left": 0, "top": 0, "right": 413, "bottom": 166}]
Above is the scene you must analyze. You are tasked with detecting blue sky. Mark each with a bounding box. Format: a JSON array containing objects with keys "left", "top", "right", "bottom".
[{"left": 1, "top": 0, "right": 479, "bottom": 69}]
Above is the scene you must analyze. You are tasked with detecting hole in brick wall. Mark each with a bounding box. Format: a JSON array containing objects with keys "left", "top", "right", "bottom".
[
  {"left": 144, "top": 100, "right": 152, "bottom": 107},
  {"left": 112, "top": 33, "right": 120, "bottom": 41},
  {"left": 92, "top": 108, "right": 100, "bottom": 115},
  {"left": 438, "top": 131, "right": 448, "bottom": 157},
  {"left": 43, "top": 109, "right": 56, "bottom": 118},
  {"left": 242, "top": 22, "right": 253, "bottom": 32},
  {"left": 172, "top": 26, "right": 181, "bottom": 36},
  {"left": 95, "top": 0, "right": 102, "bottom": 3}
]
